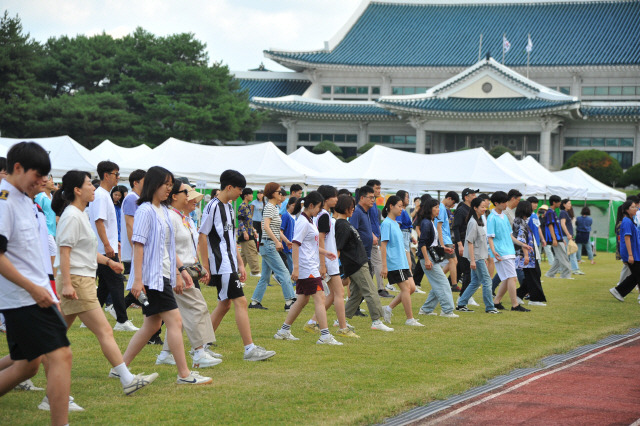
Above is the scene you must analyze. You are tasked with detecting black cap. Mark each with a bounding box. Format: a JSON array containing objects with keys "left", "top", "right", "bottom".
[{"left": 462, "top": 188, "right": 479, "bottom": 199}]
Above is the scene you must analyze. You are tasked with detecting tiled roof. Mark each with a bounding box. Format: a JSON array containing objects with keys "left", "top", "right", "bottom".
[
  {"left": 377, "top": 97, "right": 577, "bottom": 116},
  {"left": 266, "top": 1, "right": 640, "bottom": 68},
  {"left": 251, "top": 96, "right": 395, "bottom": 120},
  {"left": 237, "top": 79, "right": 311, "bottom": 98},
  {"left": 580, "top": 102, "right": 640, "bottom": 120}
]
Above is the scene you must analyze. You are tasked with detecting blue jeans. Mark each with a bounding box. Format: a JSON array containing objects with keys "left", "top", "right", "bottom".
[
  {"left": 419, "top": 257, "right": 455, "bottom": 314},
  {"left": 576, "top": 242, "right": 593, "bottom": 261},
  {"left": 251, "top": 240, "right": 295, "bottom": 302},
  {"left": 563, "top": 237, "right": 580, "bottom": 271},
  {"left": 458, "top": 259, "right": 495, "bottom": 311}
]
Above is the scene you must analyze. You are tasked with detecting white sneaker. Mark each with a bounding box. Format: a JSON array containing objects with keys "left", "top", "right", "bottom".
[
  {"left": 317, "top": 335, "right": 343, "bottom": 345},
  {"left": 203, "top": 345, "right": 223, "bottom": 359},
  {"left": 243, "top": 345, "right": 276, "bottom": 361},
  {"left": 609, "top": 287, "right": 625, "bottom": 302},
  {"left": 440, "top": 311, "right": 459, "bottom": 318},
  {"left": 250, "top": 272, "right": 261, "bottom": 277},
  {"left": 405, "top": 318, "right": 425, "bottom": 327},
  {"left": 418, "top": 308, "right": 437, "bottom": 316},
  {"left": 14, "top": 379, "right": 44, "bottom": 391},
  {"left": 38, "top": 395, "right": 84, "bottom": 412},
  {"left": 371, "top": 319, "right": 394, "bottom": 332},
  {"left": 104, "top": 304, "right": 117, "bottom": 319},
  {"left": 122, "top": 372, "right": 158, "bottom": 395},
  {"left": 385, "top": 284, "right": 398, "bottom": 292},
  {"left": 176, "top": 371, "right": 212, "bottom": 385},
  {"left": 468, "top": 297, "right": 480, "bottom": 307},
  {"left": 156, "top": 353, "right": 176, "bottom": 365},
  {"left": 79, "top": 322, "right": 87, "bottom": 328},
  {"left": 274, "top": 329, "right": 300, "bottom": 341},
  {"left": 332, "top": 319, "right": 355, "bottom": 331},
  {"left": 528, "top": 301, "right": 547, "bottom": 306},
  {"left": 192, "top": 352, "right": 223, "bottom": 368},
  {"left": 114, "top": 320, "right": 139, "bottom": 331},
  {"left": 414, "top": 287, "right": 426, "bottom": 294},
  {"left": 516, "top": 297, "right": 524, "bottom": 305},
  {"left": 382, "top": 306, "right": 393, "bottom": 324}
]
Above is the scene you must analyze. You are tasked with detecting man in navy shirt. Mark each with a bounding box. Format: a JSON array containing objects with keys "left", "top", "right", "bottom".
[
  {"left": 544, "top": 195, "right": 572, "bottom": 279},
  {"left": 350, "top": 186, "right": 374, "bottom": 258},
  {"left": 365, "top": 179, "right": 392, "bottom": 298}
]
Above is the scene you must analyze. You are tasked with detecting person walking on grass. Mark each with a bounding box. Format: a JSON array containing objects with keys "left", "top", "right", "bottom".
[
  {"left": 513, "top": 201, "right": 547, "bottom": 307},
  {"left": 609, "top": 200, "right": 640, "bottom": 303},
  {"left": 250, "top": 190, "right": 265, "bottom": 246},
  {"left": 453, "top": 188, "right": 477, "bottom": 294},
  {"left": 544, "top": 195, "right": 572, "bottom": 279},
  {"left": 237, "top": 188, "right": 261, "bottom": 278},
  {"left": 380, "top": 196, "right": 423, "bottom": 327},
  {"left": 560, "top": 199, "right": 584, "bottom": 275},
  {"left": 51, "top": 170, "right": 158, "bottom": 395},
  {"left": 576, "top": 207, "right": 595, "bottom": 265},
  {"left": 335, "top": 195, "right": 393, "bottom": 332},
  {"left": 416, "top": 198, "right": 458, "bottom": 317},
  {"left": 123, "top": 166, "right": 212, "bottom": 385},
  {"left": 250, "top": 182, "right": 296, "bottom": 311},
  {"left": 456, "top": 198, "right": 500, "bottom": 314},
  {"left": 305, "top": 186, "right": 359, "bottom": 338},
  {"left": 279, "top": 196, "right": 297, "bottom": 274},
  {"left": 198, "top": 170, "right": 276, "bottom": 362},
  {"left": 366, "top": 179, "right": 392, "bottom": 299},
  {"left": 489, "top": 192, "right": 533, "bottom": 312}
]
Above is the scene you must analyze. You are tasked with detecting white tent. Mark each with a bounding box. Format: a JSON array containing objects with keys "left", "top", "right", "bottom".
[
  {"left": 518, "top": 156, "right": 589, "bottom": 199},
  {"left": 288, "top": 147, "right": 345, "bottom": 174},
  {"left": 306, "top": 145, "right": 533, "bottom": 193},
  {"left": 553, "top": 167, "right": 626, "bottom": 201},
  {"left": 0, "top": 144, "right": 7, "bottom": 157},
  {"left": 91, "top": 140, "right": 152, "bottom": 169},
  {"left": 497, "top": 152, "right": 579, "bottom": 197},
  {"left": 0, "top": 136, "right": 97, "bottom": 179}
]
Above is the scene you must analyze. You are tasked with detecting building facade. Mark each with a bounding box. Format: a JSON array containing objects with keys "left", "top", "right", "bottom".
[{"left": 235, "top": 0, "right": 640, "bottom": 170}]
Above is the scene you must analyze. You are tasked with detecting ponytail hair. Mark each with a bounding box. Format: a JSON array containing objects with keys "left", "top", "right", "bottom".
[
  {"left": 466, "top": 197, "right": 485, "bottom": 227},
  {"left": 292, "top": 190, "right": 324, "bottom": 216},
  {"left": 51, "top": 170, "right": 91, "bottom": 216},
  {"left": 382, "top": 195, "right": 402, "bottom": 218}
]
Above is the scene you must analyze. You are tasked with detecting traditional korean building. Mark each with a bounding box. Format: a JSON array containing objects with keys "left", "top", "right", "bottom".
[{"left": 234, "top": 0, "right": 640, "bottom": 170}]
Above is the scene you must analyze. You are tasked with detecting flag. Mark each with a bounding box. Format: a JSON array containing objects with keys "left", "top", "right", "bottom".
[
  {"left": 503, "top": 35, "right": 511, "bottom": 53},
  {"left": 526, "top": 34, "right": 533, "bottom": 53}
]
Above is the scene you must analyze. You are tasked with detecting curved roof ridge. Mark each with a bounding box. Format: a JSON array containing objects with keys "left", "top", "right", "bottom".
[{"left": 252, "top": 95, "right": 379, "bottom": 106}]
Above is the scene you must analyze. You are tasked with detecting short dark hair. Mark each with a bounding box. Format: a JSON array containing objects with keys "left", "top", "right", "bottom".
[
  {"left": 549, "top": 195, "right": 561, "bottom": 204},
  {"left": 490, "top": 191, "right": 509, "bottom": 205},
  {"left": 335, "top": 194, "right": 355, "bottom": 214},
  {"left": 317, "top": 185, "right": 337, "bottom": 201},
  {"left": 128, "top": 169, "right": 146, "bottom": 187},
  {"left": 138, "top": 166, "right": 173, "bottom": 205},
  {"left": 0, "top": 157, "right": 6, "bottom": 172},
  {"left": 366, "top": 179, "right": 381, "bottom": 187},
  {"left": 627, "top": 195, "right": 639, "bottom": 204},
  {"left": 264, "top": 182, "right": 281, "bottom": 199},
  {"left": 97, "top": 160, "right": 119, "bottom": 180},
  {"left": 395, "top": 190, "right": 408, "bottom": 202},
  {"left": 287, "top": 196, "right": 298, "bottom": 207},
  {"left": 337, "top": 188, "right": 352, "bottom": 197},
  {"left": 527, "top": 196, "right": 539, "bottom": 204},
  {"left": 7, "top": 142, "right": 51, "bottom": 176},
  {"left": 110, "top": 185, "right": 126, "bottom": 206},
  {"left": 290, "top": 184, "right": 303, "bottom": 193},
  {"left": 515, "top": 200, "right": 533, "bottom": 219},
  {"left": 358, "top": 185, "right": 374, "bottom": 200},
  {"left": 581, "top": 206, "right": 591, "bottom": 216},
  {"left": 507, "top": 189, "right": 522, "bottom": 200},
  {"left": 477, "top": 193, "right": 490, "bottom": 201},
  {"left": 445, "top": 191, "right": 460, "bottom": 204},
  {"left": 242, "top": 188, "right": 253, "bottom": 199},
  {"left": 220, "top": 169, "right": 246, "bottom": 190}
]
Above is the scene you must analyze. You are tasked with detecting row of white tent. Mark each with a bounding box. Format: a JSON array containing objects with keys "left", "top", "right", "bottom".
[{"left": 0, "top": 135, "right": 626, "bottom": 201}]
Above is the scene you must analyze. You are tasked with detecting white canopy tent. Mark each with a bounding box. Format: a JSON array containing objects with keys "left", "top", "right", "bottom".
[
  {"left": 518, "top": 156, "right": 589, "bottom": 199},
  {"left": 288, "top": 147, "right": 345, "bottom": 174},
  {"left": 553, "top": 167, "right": 626, "bottom": 201},
  {"left": 0, "top": 144, "right": 7, "bottom": 157},
  {"left": 91, "top": 140, "right": 152, "bottom": 171},
  {"left": 0, "top": 136, "right": 97, "bottom": 179}
]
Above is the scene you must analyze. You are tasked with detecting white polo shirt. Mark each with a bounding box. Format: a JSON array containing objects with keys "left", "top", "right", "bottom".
[
  {"left": 0, "top": 180, "right": 58, "bottom": 310},
  {"left": 292, "top": 213, "right": 320, "bottom": 279},
  {"left": 88, "top": 186, "right": 119, "bottom": 255}
]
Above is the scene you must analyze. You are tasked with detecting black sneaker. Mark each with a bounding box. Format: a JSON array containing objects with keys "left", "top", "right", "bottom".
[
  {"left": 485, "top": 309, "right": 502, "bottom": 314},
  {"left": 523, "top": 294, "right": 530, "bottom": 300},
  {"left": 378, "top": 290, "right": 393, "bottom": 299},
  {"left": 147, "top": 335, "right": 163, "bottom": 345},
  {"left": 455, "top": 305, "right": 474, "bottom": 312},
  {"left": 511, "top": 305, "right": 531, "bottom": 312},
  {"left": 284, "top": 302, "right": 294, "bottom": 312},
  {"left": 494, "top": 303, "right": 505, "bottom": 310},
  {"left": 354, "top": 308, "right": 367, "bottom": 317},
  {"left": 249, "top": 302, "right": 268, "bottom": 310}
]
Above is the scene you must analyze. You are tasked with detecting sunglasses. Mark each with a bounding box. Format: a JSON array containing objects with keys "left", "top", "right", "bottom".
[{"left": 177, "top": 189, "right": 189, "bottom": 196}]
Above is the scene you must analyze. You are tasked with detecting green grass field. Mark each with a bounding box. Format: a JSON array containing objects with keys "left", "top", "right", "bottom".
[{"left": 1, "top": 253, "right": 638, "bottom": 425}]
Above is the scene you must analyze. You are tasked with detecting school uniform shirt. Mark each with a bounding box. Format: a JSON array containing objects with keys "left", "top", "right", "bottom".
[
  {"left": 544, "top": 209, "right": 564, "bottom": 242},
  {"left": 120, "top": 192, "right": 139, "bottom": 262},
  {"left": 349, "top": 204, "right": 373, "bottom": 258},
  {"left": 199, "top": 198, "right": 237, "bottom": 275},
  {"left": 55, "top": 205, "right": 98, "bottom": 277},
  {"left": 0, "top": 180, "right": 58, "bottom": 309},
  {"left": 487, "top": 210, "right": 516, "bottom": 258},
  {"left": 437, "top": 202, "right": 453, "bottom": 245},
  {"left": 261, "top": 202, "right": 282, "bottom": 243},
  {"left": 34, "top": 192, "right": 56, "bottom": 237},
  {"left": 127, "top": 203, "right": 176, "bottom": 291},
  {"left": 314, "top": 209, "right": 338, "bottom": 264},
  {"left": 380, "top": 217, "right": 409, "bottom": 270},
  {"left": 463, "top": 218, "right": 488, "bottom": 261},
  {"left": 88, "top": 186, "right": 119, "bottom": 255},
  {"left": 292, "top": 213, "right": 320, "bottom": 279},
  {"left": 619, "top": 216, "right": 640, "bottom": 263},
  {"left": 280, "top": 211, "right": 295, "bottom": 255},
  {"left": 528, "top": 212, "right": 542, "bottom": 246},
  {"left": 335, "top": 218, "right": 369, "bottom": 278}
]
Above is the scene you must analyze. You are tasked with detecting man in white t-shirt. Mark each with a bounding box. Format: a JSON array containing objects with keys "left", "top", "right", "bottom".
[
  {"left": 0, "top": 142, "right": 72, "bottom": 425},
  {"left": 88, "top": 161, "right": 137, "bottom": 332}
]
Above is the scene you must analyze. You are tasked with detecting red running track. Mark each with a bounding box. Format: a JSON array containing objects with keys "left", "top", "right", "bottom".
[{"left": 418, "top": 335, "right": 640, "bottom": 426}]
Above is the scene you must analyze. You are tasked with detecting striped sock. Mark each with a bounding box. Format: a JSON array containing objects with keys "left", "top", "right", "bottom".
[
  {"left": 320, "top": 328, "right": 330, "bottom": 336},
  {"left": 281, "top": 323, "right": 291, "bottom": 331}
]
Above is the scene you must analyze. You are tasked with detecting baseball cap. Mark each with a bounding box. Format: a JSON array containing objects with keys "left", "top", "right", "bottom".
[{"left": 462, "top": 188, "right": 479, "bottom": 198}]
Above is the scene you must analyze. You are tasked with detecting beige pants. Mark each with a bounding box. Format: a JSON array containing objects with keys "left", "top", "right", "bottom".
[
  {"left": 163, "top": 286, "right": 215, "bottom": 350},
  {"left": 239, "top": 239, "right": 261, "bottom": 275},
  {"left": 370, "top": 245, "right": 384, "bottom": 291}
]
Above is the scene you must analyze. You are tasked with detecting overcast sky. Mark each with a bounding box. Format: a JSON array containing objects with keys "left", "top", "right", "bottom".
[{"left": 4, "top": 0, "right": 362, "bottom": 72}]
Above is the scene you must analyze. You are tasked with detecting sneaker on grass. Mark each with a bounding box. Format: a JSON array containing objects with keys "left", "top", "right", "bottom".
[
  {"left": 467, "top": 297, "right": 480, "bottom": 306},
  {"left": 243, "top": 346, "right": 276, "bottom": 361},
  {"left": 371, "top": 319, "right": 394, "bottom": 332},
  {"left": 114, "top": 320, "right": 139, "bottom": 331},
  {"left": 455, "top": 306, "right": 473, "bottom": 312},
  {"left": 609, "top": 287, "right": 625, "bottom": 302},
  {"left": 0, "top": 323, "right": 5, "bottom": 333},
  {"left": 494, "top": 303, "right": 505, "bottom": 310},
  {"left": 382, "top": 305, "right": 393, "bottom": 324},
  {"left": 332, "top": 319, "right": 355, "bottom": 331},
  {"left": 274, "top": 330, "right": 299, "bottom": 341},
  {"left": 516, "top": 297, "right": 524, "bottom": 305},
  {"left": 176, "top": 371, "right": 212, "bottom": 385},
  {"left": 147, "top": 335, "right": 163, "bottom": 345},
  {"left": 14, "top": 379, "right": 44, "bottom": 391},
  {"left": 248, "top": 301, "right": 268, "bottom": 310},
  {"left": 104, "top": 304, "right": 117, "bottom": 319},
  {"left": 385, "top": 283, "right": 398, "bottom": 292},
  {"left": 440, "top": 311, "right": 459, "bottom": 318},
  {"left": 192, "top": 352, "right": 223, "bottom": 368},
  {"left": 418, "top": 307, "right": 437, "bottom": 316},
  {"left": 414, "top": 287, "right": 426, "bottom": 294},
  {"left": 203, "top": 345, "right": 223, "bottom": 359},
  {"left": 528, "top": 301, "right": 547, "bottom": 306},
  {"left": 79, "top": 322, "right": 87, "bottom": 328},
  {"left": 156, "top": 353, "right": 176, "bottom": 365},
  {"left": 38, "top": 395, "right": 84, "bottom": 412},
  {"left": 303, "top": 323, "right": 320, "bottom": 334},
  {"left": 335, "top": 328, "right": 360, "bottom": 338},
  {"left": 123, "top": 373, "right": 159, "bottom": 395},
  {"left": 572, "top": 270, "right": 585, "bottom": 275},
  {"left": 485, "top": 309, "right": 502, "bottom": 314},
  {"left": 405, "top": 318, "right": 425, "bottom": 327},
  {"left": 511, "top": 305, "right": 531, "bottom": 312},
  {"left": 317, "top": 335, "right": 343, "bottom": 345}
]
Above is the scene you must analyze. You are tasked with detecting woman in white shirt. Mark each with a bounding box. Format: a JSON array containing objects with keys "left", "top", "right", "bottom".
[
  {"left": 51, "top": 170, "right": 157, "bottom": 395},
  {"left": 274, "top": 191, "right": 342, "bottom": 345}
]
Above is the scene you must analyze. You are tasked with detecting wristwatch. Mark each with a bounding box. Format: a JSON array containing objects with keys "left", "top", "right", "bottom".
[{"left": 178, "top": 266, "right": 187, "bottom": 273}]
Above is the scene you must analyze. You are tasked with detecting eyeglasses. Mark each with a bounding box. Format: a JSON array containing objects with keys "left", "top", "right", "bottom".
[
  {"left": 108, "top": 172, "right": 120, "bottom": 178},
  {"left": 366, "top": 196, "right": 376, "bottom": 200},
  {"left": 178, "top": 189, "right": 189, "bottom": 196}
]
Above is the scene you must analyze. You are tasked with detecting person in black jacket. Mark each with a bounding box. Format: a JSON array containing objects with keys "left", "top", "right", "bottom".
[{"left": 452, "top": 188, "right": 478, "bottom": 295}]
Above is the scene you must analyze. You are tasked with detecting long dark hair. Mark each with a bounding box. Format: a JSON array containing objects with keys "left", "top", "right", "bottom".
[
  {"left": 292, "top": 191, "right": 324, "bottom": 216},
  {"left": 164, "top": 180, "right": 185, "bottom": 207},
  {"left": 560, "top": 199, "right": 574, "bottom": 219},
  {"left": 618, "top": 200, "right": 636, "bottom": 223},
  {"left": 51, "top": 170, "right": 92, "bottom": 216},
  {"left": 382, "top": 195, "right": 402, "bottom": 218},
  {"left": 416, "top": 198, "right": 439, "bottom": 223},
  {"left": 111, "top": 185, "right": 125, "bottom": 207},
  {"left": 466, "top": 197, "right": 485, "bottom": 227},
  {"left": 138, "top": 166, "right": 174, "bottom": 205}
]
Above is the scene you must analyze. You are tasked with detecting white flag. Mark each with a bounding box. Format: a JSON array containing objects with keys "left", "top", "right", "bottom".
[
  {"left": 503, "top": 35, "right": 511, "bottom": 53},
  {"left": 526, "top": 35, "right": 533, "bottom": 53}
]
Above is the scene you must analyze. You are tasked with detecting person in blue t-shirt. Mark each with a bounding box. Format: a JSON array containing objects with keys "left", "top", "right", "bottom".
[
  {"left": 544, "top": 195, "right": 572, "bottom": 279},
  {"left": 279, "top": 197, "right": 297, "bottom": 274},
  {"left": 610, "top": 200, "right": 640, "bottom": 301},
  {"left": 279, "top": 184, "right": 302, "bottom": 215},
  {"left": 380, "top": 196, "right": 423, "bottom": 327}
]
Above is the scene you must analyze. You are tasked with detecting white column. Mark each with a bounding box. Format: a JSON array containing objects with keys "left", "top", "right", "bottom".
[
  {"left": 408, "top": 117, "right": 428, "bottom": 154},
  {"left": 280, "top": 118, "right": 297, "bottom": 154},
  {"left": 538, "top": 117, "right": 563, "bottom": 169},
  {"left": 571, "top": 73, "right": 582, "bottom": 99},
  {"left": 357, "top": 122, "right": 369, "bottom": 148},
  {"left": 634, "top": 122, "right": 640, "bottom": 165},
  {"left": 380, "top": 75, "right": 392, "bottom": 96},
  {"left": 304, "top": 69, "right": 321, "bottom": 99}
]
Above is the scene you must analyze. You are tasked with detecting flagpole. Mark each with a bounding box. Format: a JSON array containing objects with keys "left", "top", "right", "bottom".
[
  {"left": 478, "top": 33, "right": 483, "bottom": 61},
  {"left": 527, "top": 33, "right": 531, "bottom": 78},
  {"left": 502, "top": 33, "right": 505, "bottom": 64}
]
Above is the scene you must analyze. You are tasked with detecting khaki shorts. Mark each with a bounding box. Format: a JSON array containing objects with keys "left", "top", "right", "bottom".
[{"left": 56, "top": 274, "right": 100, "bottom": 315}]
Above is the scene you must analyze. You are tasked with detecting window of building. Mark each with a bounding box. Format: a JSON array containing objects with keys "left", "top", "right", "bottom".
[
  {"left": 565, "top": 137, "right": 576, "bottom": 147},
  {"left": 582, "top": 87, "right": 595, "bottom": 96},
  {"left": 334, "top": 86, "right": 345, "bottom": 94},
  {"left": 591, "top": 138, "right": 605, "bottom": 147},
  {"left": 594, "top": 87, "right": 608, "bottom": 96},
  {"left": 621, "top": 138, "right": 634, "bottom": 147},
  {"left": 566, "top": 137, "right": 634, "bottom": 148},
  {"left": 322, "top": 86, "right": 331, "bottom": 94},
  {"left": 371, "top": 87, "right": 380, "bottom": 95},
  {"left": 299, "top": 133, "right": 357, "bottom": 143},
  {"left": 369, "top": 135, "right": 416, "bottom": 145},
  {"left": 609, "top": 152, "right": 633, "bottom": 169},
  {"left": 579, "top": 138, "right": 591, "bottom": 147},
  {"left": 559, "top": 87, "right": 571, "bottom": 95},
  {"left": 606, "top": 138, "right": 619, "bottom": 147},
  {"left": 582, "top": 86, "right": 639, "bottom": 97},
  {"left": 622, "top": 86, "right": 636, "bottom": 96},
  {"left": 609, "top": 86, "right": 622, "bottom": 96},
  {"left": 391, "top": 87, "right": 429, "bottom": 95},
  {"left": 255, "top": 133, "right": 286, "bottom": 143}
]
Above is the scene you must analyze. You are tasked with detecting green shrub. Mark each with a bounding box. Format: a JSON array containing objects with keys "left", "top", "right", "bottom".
[
  {"left": 357, "top": 142, "right": 375, "bottom": 155},
  {"left": 312, "top": 140, "right": 343, "bottom": 156},
  {"left": 488, "top": 145, "right": 515, "bottom": 158},
  {"left": 620, "top": 162, "right": 640, "bottom": 187},
  {"left": 561, "top": 149, "right": 623, "bottom": 186}
]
